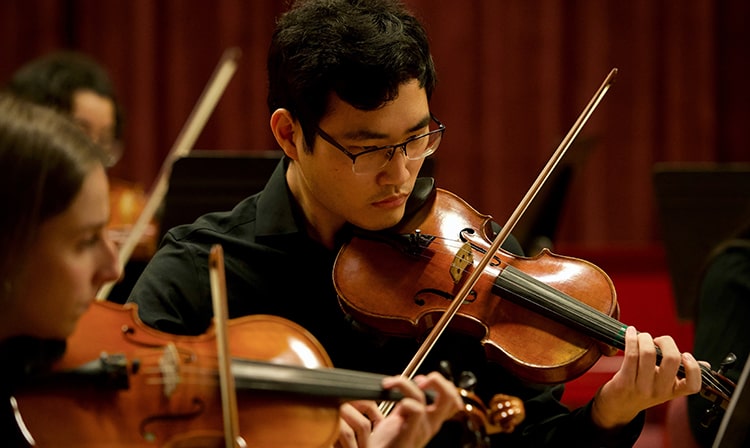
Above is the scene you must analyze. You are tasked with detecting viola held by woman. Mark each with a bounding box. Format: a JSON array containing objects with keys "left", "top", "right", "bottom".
[
  {"left": 12, "top": 301, "right": 371, "bottom": 447},
  {"left": 12, "top": 299, "right": 524, "bottom": 447}
]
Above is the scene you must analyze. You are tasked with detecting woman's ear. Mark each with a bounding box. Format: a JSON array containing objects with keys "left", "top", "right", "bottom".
[{"left": 270, "top": 109, "right": 302, "bottom": 161}]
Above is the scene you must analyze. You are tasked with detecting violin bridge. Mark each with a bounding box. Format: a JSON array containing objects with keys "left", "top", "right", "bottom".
[
  {"left": 450, "top": 241, "right": 474, "bottom": 283},
  {"left": 159, "top": 342, "right": 181, "bottom": 398}
]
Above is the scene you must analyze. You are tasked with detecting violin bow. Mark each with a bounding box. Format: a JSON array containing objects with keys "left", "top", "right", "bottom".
[
  {"left": 97, "top": 47, "right": 242, "bottom": 301},
  {"left": 209, "top": 244, "right": 247, "bottom": 448},
  {"left": 381, "top": 68, "right": 618, "bottom": 414}
]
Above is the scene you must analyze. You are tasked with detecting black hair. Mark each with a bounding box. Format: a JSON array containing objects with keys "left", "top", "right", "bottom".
[
  {"left": 267, "top": 0, "right": 437, "bottom": 148},
  {"left": 7, "top": 51, "right": 123, "bottom": 139}
]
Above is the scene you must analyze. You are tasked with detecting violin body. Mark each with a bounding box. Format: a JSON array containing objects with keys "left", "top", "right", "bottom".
[
  {"left": 13, "top": 301, "right": 340, "bottom": 447},
  {"left": 334, "top": 187, "right": 735, "bottom": 410},
  {"left": 13, "top": 292, "right": 527, "bottom": 446},
  {"left": 334, "top": 188, "right": 620, "bottom": 384}
]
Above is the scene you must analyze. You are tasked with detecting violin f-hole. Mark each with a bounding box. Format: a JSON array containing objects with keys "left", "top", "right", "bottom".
[
  {"left": 139, "top": 397, "right": 206, "bottom": 442},
  {"left": 414, "top": 288, "right": 477, "bottom": 306}
]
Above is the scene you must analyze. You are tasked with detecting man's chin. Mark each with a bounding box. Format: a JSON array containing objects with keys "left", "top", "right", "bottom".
[{"left": 356, "top": 209, "right": 405, "bottom": 231}]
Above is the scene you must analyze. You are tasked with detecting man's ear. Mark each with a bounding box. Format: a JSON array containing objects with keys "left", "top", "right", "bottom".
[{"left": 270, "top": 109, "right": 302, "bottom": 161}]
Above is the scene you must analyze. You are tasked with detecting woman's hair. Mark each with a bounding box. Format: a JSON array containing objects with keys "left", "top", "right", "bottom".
[
  {"left": 0, "top": 94, "right": 106, "bottom": 302},
  {"left": 267, "top": 0, "right": 437, "bottom": 149},
  {"left": 7, "top": 51, "right": 123, "bottom": 139}
]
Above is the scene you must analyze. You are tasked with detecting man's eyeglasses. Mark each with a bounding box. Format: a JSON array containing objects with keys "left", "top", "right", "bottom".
[{"left": 315, "top": 115, "right": 445, "bottom": 175}]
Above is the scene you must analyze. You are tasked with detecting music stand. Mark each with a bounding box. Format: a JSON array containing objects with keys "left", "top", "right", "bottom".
[
  {"left": 652, "top": 163, "right": 750, "bottom": 320},
  {"left": 160, "top": 150, "right": 284, "bottom": 238},
  {"left": 512, "top": 137, "right": 597, "bottom": 256},
  {"left": 713, "top": 355, "right": 750, "bottom": 447}
]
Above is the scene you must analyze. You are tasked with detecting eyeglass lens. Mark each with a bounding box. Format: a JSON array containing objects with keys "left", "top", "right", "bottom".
[{"left": 354, "top": 130, "right": 442, "bottom": 174}]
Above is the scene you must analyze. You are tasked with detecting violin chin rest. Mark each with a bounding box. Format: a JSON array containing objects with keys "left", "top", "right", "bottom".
[{"left": 403, "top": 177, "right": 436, "bottom": 218}]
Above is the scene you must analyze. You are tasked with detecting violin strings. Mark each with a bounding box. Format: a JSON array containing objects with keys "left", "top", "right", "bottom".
[
  {"left": 139, "top": 358, "right": 391, "bottom": 395},
  {"left": 141, "top": 354, "right": 388, "bottom": 386},
  {"left": 495, "top": 265, "right": 625, "bottom": 345},
  {"left": 496, "top": 265, "right": 731, "bottom": 397},
  {"left": 391, "top": 234, "right": 622, "bottom": 335},
  {"left": 380, "top": 232, "right": 732, "bottom": 400}
]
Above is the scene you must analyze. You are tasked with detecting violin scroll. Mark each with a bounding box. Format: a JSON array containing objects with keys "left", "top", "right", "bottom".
[
  {"left": 437, "top": 361, "right": 525, "bottom": 445},
  {"left": 700, "top": 353, "right": 738, "bottom": 427},
  {"left": 458, "top": 390, "right": 525, "bottom": 437}
]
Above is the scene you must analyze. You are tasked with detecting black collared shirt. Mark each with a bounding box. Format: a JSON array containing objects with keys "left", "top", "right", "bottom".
[{"left": 128, "top": 157, "right": 643, "bottom": 447}]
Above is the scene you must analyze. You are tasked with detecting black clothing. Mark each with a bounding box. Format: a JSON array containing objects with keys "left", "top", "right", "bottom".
[
  {"left": 688, "top": 243, "right": 750, "bottom": 446},
  {"left": 128, "top": 158, "right": 644, "bottom": 447}
]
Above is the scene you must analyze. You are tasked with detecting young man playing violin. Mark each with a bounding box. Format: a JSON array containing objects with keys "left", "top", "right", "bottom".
[{"left": 128, "top": 0, "right": 703, "bottom": 446}]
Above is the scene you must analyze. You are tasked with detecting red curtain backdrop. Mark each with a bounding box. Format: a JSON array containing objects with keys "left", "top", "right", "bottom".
[{"left": 2, "top": 0, "right": 748, "bottom": 249}]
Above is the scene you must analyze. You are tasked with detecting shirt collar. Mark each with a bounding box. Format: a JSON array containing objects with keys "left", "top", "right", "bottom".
[{"left": 255, "top": 156, "right": 302, "bottom": 240}]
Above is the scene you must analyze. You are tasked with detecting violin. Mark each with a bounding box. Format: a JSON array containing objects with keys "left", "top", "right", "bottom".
[
  {"left": 11, "top": 300, "right": 524, "bottom": 447},
  {"left": 333, "top": 69, "right": 736, "bottom": 416},
  {"left": 13, "top": 301, "right": 345, "bottom": 447},
  {"left": 334, "top": 187, "right": 620, "bottom": 384},
  {"left": 334, "top": 175, "right": 735, "bottom": 418}
]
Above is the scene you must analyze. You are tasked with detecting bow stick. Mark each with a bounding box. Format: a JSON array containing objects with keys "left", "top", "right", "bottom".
[
  {"left": 380, "top": 68, "right": 619, "bottom": 414},
  {"left": 209, "top": 244, "right": 247, "bottom": 448},
  {"left": 97, "top": 47, "right": 241, "bottom": 300}
]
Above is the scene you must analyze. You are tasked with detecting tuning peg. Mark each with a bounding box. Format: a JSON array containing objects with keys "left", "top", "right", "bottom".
[
  {"left": 718, "top": 352, "right": 737, "bottom": 375},
  {"left": 458, "top": 371, "right": 478, "bottom": 392},
  {"left": 701, "top": 405, "right": 721, "bottom": 429},
  {"left": 438, "top": 360, "right": 455, "bottom": 383},
  {"left": 698, "top": 353, "right": 738, "bottom": 429}
]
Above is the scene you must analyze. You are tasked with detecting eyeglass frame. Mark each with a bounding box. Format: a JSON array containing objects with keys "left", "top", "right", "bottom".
[{"left": 313, "top": 114, "right": 445, "bottom": 174}]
